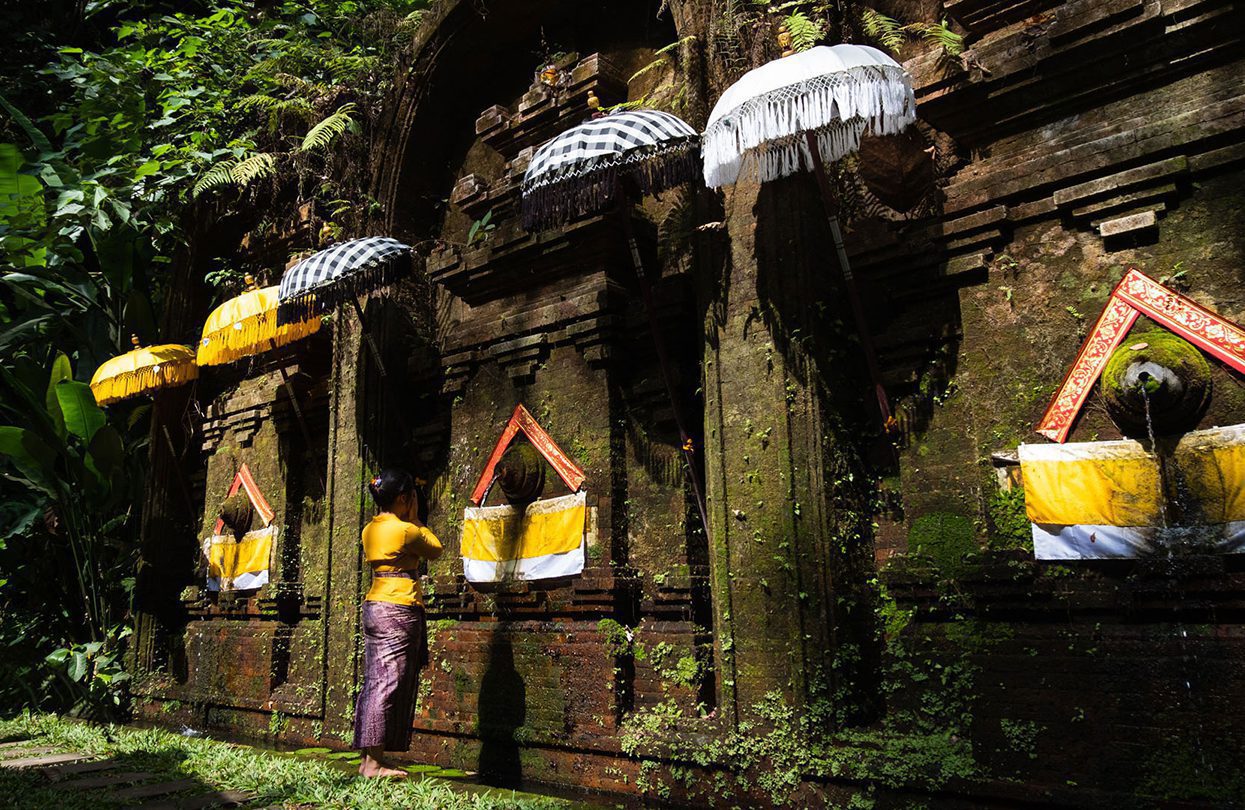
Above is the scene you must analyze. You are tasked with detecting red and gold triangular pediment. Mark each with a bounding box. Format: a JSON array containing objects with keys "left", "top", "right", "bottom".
[
  {"left": 212, "top": 463, "right": 276, "bottom": 534},
  {"left": 1037, "top": 268, "right": 1245, "bottom": 442},
  {"left": 469, "top": 404, "right": 586, "bottom": 505}
]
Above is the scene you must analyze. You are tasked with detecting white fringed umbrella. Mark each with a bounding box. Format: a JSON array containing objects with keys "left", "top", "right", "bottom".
[
  {"left": 703, "top": 44, "right": 915, "bottom": 188},
  {"left": 703, "top": 44, "right": 917, "bottom": 426}
]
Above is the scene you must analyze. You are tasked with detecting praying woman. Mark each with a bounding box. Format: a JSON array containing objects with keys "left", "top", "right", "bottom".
[{"left": 352, "top": 468, "right": 442, "bottom": 778}]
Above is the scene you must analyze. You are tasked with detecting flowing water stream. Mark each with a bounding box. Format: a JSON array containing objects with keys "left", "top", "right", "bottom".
[{"left": 1140, "top": 382, "right": 1210, "bottom": 780}]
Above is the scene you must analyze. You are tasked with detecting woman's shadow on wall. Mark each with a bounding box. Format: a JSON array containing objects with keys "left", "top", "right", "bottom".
[{"left": 477, "top": 629, "right": 526, "bottom": 788}]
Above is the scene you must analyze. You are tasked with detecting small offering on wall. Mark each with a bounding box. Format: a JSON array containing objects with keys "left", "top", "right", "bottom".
[
  {"left": 462, "top": 404, "right": 589, "bottom": 584},
  {"left": 202, "top": 464, "right": 277, "bottom": 591}
]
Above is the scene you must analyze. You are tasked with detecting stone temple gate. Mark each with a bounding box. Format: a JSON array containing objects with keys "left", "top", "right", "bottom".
[{"left": 131, "top": 0, "right": 1245, "bottom": 805}]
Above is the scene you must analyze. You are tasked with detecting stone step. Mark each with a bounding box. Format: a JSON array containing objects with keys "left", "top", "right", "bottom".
[
  {"left": 55, "top": 771, "right": 151, "bottom": 790},
  {"left": 0, "top": 745, "right": 58, "bottom": 759},
  {"left": 41, "top": 758, "right": 117, "bottom": 780},
  {"left": 137, "top": 789, "right": 254, "bottom": 809},
  {"left": 111, "top": 778, "right": 203, "bottom": 802},
  {"left": 0, "top": 739, "right": 32, "bottom": 750},
  {"left": 0, "top": 752, "right": 96, "bottom": 769}
]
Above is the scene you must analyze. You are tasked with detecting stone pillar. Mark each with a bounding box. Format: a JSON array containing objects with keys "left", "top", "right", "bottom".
[
  {"left": 702, "top": 174, "right": 878, "bottom": 726},
  {"left": 321, "top": 303, "right": 370, "bottom": 741}
]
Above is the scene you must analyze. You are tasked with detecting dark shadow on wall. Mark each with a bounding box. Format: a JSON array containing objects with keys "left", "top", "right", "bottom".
[
  {"left": 477, "top": 627, "right": 526, "bottom": 788},
  {"left": 353, "top": 279, "right": 447, "bottom": 475},
  {"left": 753, "top": 174, "right": 885, "bottom": 725}
]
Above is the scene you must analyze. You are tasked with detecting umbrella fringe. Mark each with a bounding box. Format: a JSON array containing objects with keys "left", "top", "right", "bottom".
[
  {"left": 702, "top": 64, "right": 915, "bottom": 188},
  {"left": 522, "top": 142, "right": 699, "bottom": 231},
  {"left": 91, "top": 361, "right": 198, "bottom": 407},
  {"left": 198, "top": 313, "right": 322, "bottom": 367},
  {"left": 277, "top": 254, "right": 412, "bottom": 324}
]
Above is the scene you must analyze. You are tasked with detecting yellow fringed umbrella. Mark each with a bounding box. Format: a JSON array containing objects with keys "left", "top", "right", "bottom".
[
  {"left": 90, "top": 336, "right": 199, "bottom": 406},
  {"left": 197, "top": 276, "right": 321, "bottom": 366},
  {"left": 199, "top": 275, "right": 325, "bottom": 488}
]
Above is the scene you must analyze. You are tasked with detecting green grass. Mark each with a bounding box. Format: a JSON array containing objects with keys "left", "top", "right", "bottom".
[{"left": 0, "top": 713, "right": 570, "bottom": 809}]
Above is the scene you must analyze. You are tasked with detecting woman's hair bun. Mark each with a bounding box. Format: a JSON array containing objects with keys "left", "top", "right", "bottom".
[{"left": 367, "top": 468, "right": 415, "bottom": 510}]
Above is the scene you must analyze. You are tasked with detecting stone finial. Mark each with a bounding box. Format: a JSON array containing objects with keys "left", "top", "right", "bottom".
[{"left": 778, "top": 23, "right": 794, "bottom": 58}]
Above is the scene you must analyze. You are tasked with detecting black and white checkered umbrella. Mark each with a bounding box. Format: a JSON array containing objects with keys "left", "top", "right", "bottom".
[
  {"left": 523, "top": 108, "right": 710, "bottom": 536},
  {"left": 521, "top": 109, "right": 699, "bottom": 230},
  {"left": 276, "top": 236, "right": 412, "bottom": 323}
]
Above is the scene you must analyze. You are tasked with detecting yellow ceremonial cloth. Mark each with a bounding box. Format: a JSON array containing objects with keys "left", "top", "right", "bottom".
[
  {"left": 1020, "top": 439, "right": 1163, "bottom": 527},
  {"left": 461, "top": 496, "right": 586, "bottom": 562},
  {"left": 1173, "top": 427, "right": 1245, "bottom": 525},
  {"left": 204, "top": 526, "right": 275, "bottom": 591}
]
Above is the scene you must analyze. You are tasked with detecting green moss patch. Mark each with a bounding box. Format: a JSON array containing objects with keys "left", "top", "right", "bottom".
[
  {"left": 908, "top": 512, "right": 978, "bottom": 575},
  {"left": 1101, "top": 329, "right": 1212, "bottom": 435}
]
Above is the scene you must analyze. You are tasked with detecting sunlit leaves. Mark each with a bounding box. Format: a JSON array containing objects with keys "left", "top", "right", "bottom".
[
  {"left": 53, "top": 381, "right": 105, "bottom": 442},
  {"left": 300, "top": 102, "right": 357, "bottom": 151}
]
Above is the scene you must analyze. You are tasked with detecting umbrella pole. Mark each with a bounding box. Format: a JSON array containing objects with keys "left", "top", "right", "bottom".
[
  {"left": 349, "top": 295, "right": 388, "bottom": 378},
  {"left": 159, "top": 419, "right": 197, "bottom": 518},
  {"left": 619, "top": 206, "right": 712, "bottom": 538},
  {"left": 346, "top": 294, "right": 418, "bottom": 449},
  {"left": 269, "top": 340, "right": 327, "bottom": 493},
  {"left": 803, "top": 131, "right": 893, "bottom": 428}
]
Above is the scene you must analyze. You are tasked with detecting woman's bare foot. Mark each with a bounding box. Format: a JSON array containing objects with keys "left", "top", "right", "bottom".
[
  {"left": 359, "top": 748, "right": 408, "bottom": 779},
  {"left": 360, "top": 762, "right": 408, "bottom": 778}
]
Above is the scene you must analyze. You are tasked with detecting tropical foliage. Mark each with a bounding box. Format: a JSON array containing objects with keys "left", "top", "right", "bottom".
[{"left": 0, "top": 0, "right": 431, "bottom": 718}]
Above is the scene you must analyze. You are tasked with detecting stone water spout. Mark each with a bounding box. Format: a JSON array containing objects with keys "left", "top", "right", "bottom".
[{"left": 1101, "top": 330, "right": 1212, "bottom": 439}]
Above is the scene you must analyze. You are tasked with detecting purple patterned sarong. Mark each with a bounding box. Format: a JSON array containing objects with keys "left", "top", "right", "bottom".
[{"left": 352, "top": 600, "right": 428, "bottom": 751}]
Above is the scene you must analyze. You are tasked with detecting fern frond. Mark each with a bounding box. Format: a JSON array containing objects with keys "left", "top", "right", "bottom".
[
  {"left": 299, "top": 103, "right": 358, "bottom": 152},
  {"left": 398, "top": 9, "right": 425, "bottom": 32},
  {"left": 192, "top": 161, "right": 238, "bottom": 197},
  {"left": 912, "top": 19, "right": 964, "bottom": 57},
  {"left": 272, "top": 73, "right": 332, "bottom": 95},
  {"left": 629, "top": 55, "right": 672, "bottom": 85},
  {"left": 862, "top": 8, "right": 905, "bottom": 54},
  {"left": 654, "top": 35, "right": 697, "bottom": 56},
  {"left": 230, "top": 153, "right": 277, "bottom": 187},
  {"left": 628, "top": 36, "right": 698, "bottom": 85},
  {"left": 326, "top": 54, "right": 378, "bottom": 81},
  {"left": 238, "top": 94, "right": 279, "bottom": 111},
  {"left": 784, "top": 11, "right": 826, "bottom": 53},
  {"left": 603, "top": 98, "right": 649, "bottom": 113}
]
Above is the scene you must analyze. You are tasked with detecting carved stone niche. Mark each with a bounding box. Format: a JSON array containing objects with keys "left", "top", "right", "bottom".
[
  {"left": 188, "top": 365, "right": 328, "bottom": 621},
  {"left": 428, "top": 52, "right": 642, "bottom": 307}
]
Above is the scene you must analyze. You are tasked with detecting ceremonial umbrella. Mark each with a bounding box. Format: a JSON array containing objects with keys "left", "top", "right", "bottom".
[
  {"left": 197, "top": 275, "right": 321, "bottom": 367},
  {"left": 276, "top": 236, "right": 413, "bottom": 376},
  {"left": 702, "top": 43, "right": 917, "bottom": 426},
  {"left": 521, "top": 107, "right": 708, "bottom": 532},
  {"left": 90, "top": 336, "right": 198, "bottom": 406},
  {"left": 91, "top": 335, "right": 199, "bottom": 510},
  {"left": 520, "top": 108, "right": 700, "bottom": 230},
  {"left": 198, "top": 276, "right": 323, "bottom": 482}
]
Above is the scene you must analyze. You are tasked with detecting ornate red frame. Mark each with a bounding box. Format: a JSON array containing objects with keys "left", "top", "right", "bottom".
[
  {"left": 1037, "top": 268, "right": 1245, "bottom": 442},
  {"left": 212, "top": 463, "right": 276, "bottom": 533},
  {"left": 469, "top": 404, "right": 586, "bottom": 505}
]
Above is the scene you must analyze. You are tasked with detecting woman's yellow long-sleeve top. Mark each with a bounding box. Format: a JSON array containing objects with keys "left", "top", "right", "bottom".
[{"left": 362, "top": 513, "right": 442, "bottom": 606}]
